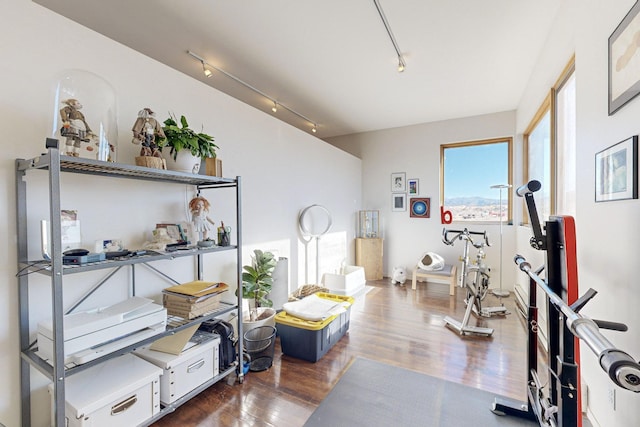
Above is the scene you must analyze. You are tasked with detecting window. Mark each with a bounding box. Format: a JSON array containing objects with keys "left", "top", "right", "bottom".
[
  {"left": 441, "top": 137, "right": 513, "bottom": 222},
  {"left": 524, "top": 98, "right": 552, "bottom": 222},
  {"left": 523, "top": 57, "right": 576, "bottom": 222},
  {"left": 555, "top": 66, "right": 576, "bottom": 216}
]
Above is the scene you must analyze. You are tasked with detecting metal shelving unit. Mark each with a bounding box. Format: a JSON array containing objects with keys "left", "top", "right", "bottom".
[{"left": 16, "top": 139, "right": 243, "bottom": 426}]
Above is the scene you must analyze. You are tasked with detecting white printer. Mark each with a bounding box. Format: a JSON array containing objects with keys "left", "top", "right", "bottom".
[{"left": 38, "top": 296, "right": 167, "bottom": 365}]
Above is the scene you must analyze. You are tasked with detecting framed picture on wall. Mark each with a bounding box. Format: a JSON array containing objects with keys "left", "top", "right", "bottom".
[
  {"left": 407, "top": 179, "right": 419, "bottom": 195},
  {"left": 391, "top": 172, "right": 406, "bottom": 192},
  {"left": 609, "top": 1, "right": 640, "bottom": 115},
  {"left": 410, "top": 198, "right": 430, "bottom": 218},
  {"left": 595, "top": 135, "right": 638, "bottom": 202},
  {"left": 391, "top": 193, "right": 406, "bottom": 211}
]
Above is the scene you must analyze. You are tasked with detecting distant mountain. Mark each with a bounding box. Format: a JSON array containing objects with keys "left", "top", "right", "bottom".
[{"left": 444, "top": 197, "right": 500, "bottom": 206}]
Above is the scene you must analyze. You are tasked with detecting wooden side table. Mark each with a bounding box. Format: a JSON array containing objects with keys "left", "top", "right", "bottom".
[{"left": 355, "top": 238, "right": 383, "bottom": 280}]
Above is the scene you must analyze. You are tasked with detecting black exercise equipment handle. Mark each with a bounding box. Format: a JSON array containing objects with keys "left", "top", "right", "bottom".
[
  {"left": 594, "top": 320, "right": 628, "bottom": 332},
  {"left": 442, "top": 228, "right": 491, "bottom": 247},
  {"left": 514, "top": 254, "right": 640, "bottom": 392},
  {"left": 515, "top": 180, "right": 545, "bottom": 250},
  {"left": 515, "top": 180, "right": 542, "bottom": 197}
]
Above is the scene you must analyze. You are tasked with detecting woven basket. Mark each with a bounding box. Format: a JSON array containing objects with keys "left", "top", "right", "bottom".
[{"left": 288, "top": 284, "right": 330, "bottom": 301}]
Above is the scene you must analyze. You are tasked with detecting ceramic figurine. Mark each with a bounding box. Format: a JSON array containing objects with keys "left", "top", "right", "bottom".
[
  {"left": 132, "top": 108, "right": 165, "bottom": 158},
  {"left": 189, "top": 196, "right": 215, "bottom": 241},
  {"left": 59, "top": 98, "right": 94, "bottom": 157}
]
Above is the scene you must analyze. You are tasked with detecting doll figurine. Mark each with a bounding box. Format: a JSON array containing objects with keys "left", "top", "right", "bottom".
[
  {"left": 189, "top": 196, "right": 215, "bottom": 241},
  {"left": 60, "top": 99, "right": 94, "bottom": 157},
  {"left": 132, "top": 108, "right": 165, "bottom": 157}
]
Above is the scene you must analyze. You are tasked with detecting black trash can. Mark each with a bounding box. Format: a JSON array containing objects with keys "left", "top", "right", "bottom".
[{"left": 243, "top": 325, "right": 277, "bottom": 372}]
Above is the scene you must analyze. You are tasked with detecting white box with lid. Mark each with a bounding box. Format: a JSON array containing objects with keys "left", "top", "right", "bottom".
[
  {"left": 48, "top": 353, "right": 161, "bottom": 427},
  {"left": 134, "top": 335, "right": 220, "bottom": 405}
]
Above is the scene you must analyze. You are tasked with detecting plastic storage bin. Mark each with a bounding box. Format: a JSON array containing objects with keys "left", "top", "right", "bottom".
[
  {"left": 275, "top": 293, "right": 354, "bottom": 362},
  {"left": 322, "top": 265, "right": 366, "bottom": 296},
  {"left": 133, "top": 335, "right": 220, "bottom": 405},
  {"left": 49, "top": 353, "right": 161, "bottom": 427}
]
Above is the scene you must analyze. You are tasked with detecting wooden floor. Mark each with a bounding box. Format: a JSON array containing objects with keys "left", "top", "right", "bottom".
[{"left": 152, "top": 279, "right": 530, "bottom": 427}]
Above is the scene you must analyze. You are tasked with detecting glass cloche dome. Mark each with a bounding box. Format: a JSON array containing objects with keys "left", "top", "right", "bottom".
[{"left": 50, "top": 69, "right": 117, "bottom": 161}]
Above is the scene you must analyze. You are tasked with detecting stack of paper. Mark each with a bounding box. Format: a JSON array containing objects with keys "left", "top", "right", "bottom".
[{"left": 162, "top": 281, "right": 228, "bottom": 319}]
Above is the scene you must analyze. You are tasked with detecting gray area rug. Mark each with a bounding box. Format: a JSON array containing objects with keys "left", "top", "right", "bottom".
[{"left": 304, "top": 357, "right": 537, "bottom": 427}]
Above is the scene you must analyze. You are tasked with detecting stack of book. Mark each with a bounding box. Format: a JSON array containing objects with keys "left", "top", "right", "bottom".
[{"left": 162, "top": 281, "right": 228, "bottom": 319}]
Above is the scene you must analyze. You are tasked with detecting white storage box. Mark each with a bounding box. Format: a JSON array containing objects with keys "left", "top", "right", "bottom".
[
  {"left": 49, "top": 353, "right": 161, "bottom": 427},
  {"left": 322, "top": 265, "right": 366, "bottom": 296},
  {"left": 134, "top": 335, "right": 220, "bottom": 405}
]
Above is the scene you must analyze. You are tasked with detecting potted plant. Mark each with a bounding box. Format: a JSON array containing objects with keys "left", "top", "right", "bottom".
[
  {"left": 240, "top": 249, "right": 277, "bottom": 330},
  {"left": 159, "top": 113, "right": 218, "bottom": 173}
]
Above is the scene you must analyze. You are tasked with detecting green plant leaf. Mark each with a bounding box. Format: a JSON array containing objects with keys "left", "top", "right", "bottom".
[
  {"left": 241, "top": 249, "right": 277, "bottom": 308},
  {"left": 160, "top": 113, "right": 217, "bottom": 160}
]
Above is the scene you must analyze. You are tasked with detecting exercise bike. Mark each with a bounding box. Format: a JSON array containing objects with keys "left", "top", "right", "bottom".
[{"left": 442, "top": 228, "right": 507, "bottom": 337}]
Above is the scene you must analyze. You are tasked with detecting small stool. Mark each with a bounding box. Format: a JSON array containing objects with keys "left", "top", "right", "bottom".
[{"left": 411, "top": 264, "right": 457, "bottom": 295}]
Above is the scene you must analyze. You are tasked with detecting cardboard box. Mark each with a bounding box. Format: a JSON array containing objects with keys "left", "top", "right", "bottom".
[
  {"left": 276, "top": 293, "right": 353, "bottom": 362},
  {"left": 49, "top": 353, "right": 161, "bottom": 427},
  {"left": 134, "top": 334, "right": 220, "bottom": 405}
]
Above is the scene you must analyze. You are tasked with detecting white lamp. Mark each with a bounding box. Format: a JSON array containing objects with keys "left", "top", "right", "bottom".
[{"left": 490, "top": 184, "right": 512, "bottom": 298}]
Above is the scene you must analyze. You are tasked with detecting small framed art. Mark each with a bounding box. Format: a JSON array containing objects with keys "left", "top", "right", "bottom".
[
  {"left": 595, "top": 135, "right": 638, "bottom": 202},
  {"left": 410, "top": 198, "right": 430, "bottom": 218},
  {"left": 609, "top": 2, "right": 640, "bottom": 115},
  {"left": 408, "top": 179, "right": 419, "bottom": 195},
  {"left": 391, "top": 172, "right": 406, "bottom": 192},
  {"left": 391, "top": 193, "right": 406, "bottom": 211},
  {"left": 156, "top": 223, "right": 189, "bottom": 242}
]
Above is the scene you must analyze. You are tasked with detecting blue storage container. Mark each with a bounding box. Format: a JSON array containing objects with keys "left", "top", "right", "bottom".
[{"left": 275, "top": 293, "right": 353, "bottom": 362}]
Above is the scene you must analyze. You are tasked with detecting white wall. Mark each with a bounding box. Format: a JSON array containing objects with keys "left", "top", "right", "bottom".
[
  {"left": 515, "top": 1, "right": 640, "bottom": 426},
  {"left": 575, "top": 2, "right": 640, "bottom": 426},
  {"left": 0, "top": 1, "right": 361, "bottom": 426},
  {"left": 327, "top": 111, "right": 518, "bottom": 290}
]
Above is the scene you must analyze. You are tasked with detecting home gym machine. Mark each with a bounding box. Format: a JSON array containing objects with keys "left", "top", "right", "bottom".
[
  {"left": 492, "top": 180, "right": 640, "bottom": 427},
  {"left": 442, "top": 227, "right": 507, "bottom": 337}
]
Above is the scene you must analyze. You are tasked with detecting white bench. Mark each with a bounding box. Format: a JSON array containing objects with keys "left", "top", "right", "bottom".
[{"left": 411, "top": 264, "right": 457, "bottom": 296}]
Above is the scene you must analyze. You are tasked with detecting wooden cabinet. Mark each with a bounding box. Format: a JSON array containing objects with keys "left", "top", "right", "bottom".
[{"left": 355, "top": 238, "right": 383, "bottom": 280}]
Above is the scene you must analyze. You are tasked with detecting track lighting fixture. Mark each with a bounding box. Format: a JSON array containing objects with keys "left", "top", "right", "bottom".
[
  {"left": 201, "top": 61, "right": 212, "bottom": 78},
  {"left": 187, "top": 50, "right": 319, "bottom": 134},
  {"left": 373, "top": 0, "right": 407, "bottom": 73},
  {"left": 397, "top": 57, "right": 406, "bottom": 73}
]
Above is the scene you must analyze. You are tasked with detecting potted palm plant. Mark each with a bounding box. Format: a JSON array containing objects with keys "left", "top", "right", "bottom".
[
  {"left": 240, "top": 249, "right": 277, "bottom": 330},
  {"left": 159, "top": 113, "right": 218, "bottom": 173}
]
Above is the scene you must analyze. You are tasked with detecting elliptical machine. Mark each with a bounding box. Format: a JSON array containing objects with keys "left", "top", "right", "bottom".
[{"left": 442, "top": 228, "right": 507, "bottom": 337}]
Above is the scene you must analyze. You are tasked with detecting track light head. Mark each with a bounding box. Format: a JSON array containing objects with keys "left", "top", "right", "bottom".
[
  {"left": 397, "top": 57, "right": 405, "bottom": 73},
  {"left": 187, "top": 50, "right": 316, "bottom": 134},
  {"left": 201, "top": 61, "right": 212, "bottom": 78}
]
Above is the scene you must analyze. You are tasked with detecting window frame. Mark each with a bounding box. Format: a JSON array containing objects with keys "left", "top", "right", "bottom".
[
  {"left": 523, "top": 56, "right": 576, "bottom": 224},
  {"left": 523, "top": 95, "right": 553, "bottom": 224},
  {"left": 440, "top": 137, "right": 513, "bottom": 223},
  {"left": 553, "top": 58, "right": 576, "bottom": 216}
]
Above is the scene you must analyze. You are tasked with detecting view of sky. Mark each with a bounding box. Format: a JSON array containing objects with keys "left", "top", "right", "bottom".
[{"left": 443, "top": 142, "right": 509, "bottom": 200}]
